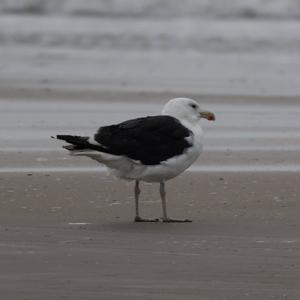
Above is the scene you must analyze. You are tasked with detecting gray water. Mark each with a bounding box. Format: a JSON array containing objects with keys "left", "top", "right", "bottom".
[
  {"left": 1, "top": 0, "right": 300, "bottom": 94},
  {"left": 1, "top": 0, "right": 300, "bottom": 173},
  {"left": 1, "top": 0, "right": 300, "bottom": 20},
  {"left": 1, "top": 0, "right": 300, "bottom": 52}
]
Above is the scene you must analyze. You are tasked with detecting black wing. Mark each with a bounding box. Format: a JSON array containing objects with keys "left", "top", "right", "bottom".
[{"left": 94, "top": 115, "right": 192, "bottom": 165}]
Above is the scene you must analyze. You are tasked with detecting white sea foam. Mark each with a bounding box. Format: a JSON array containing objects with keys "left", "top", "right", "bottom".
[{"left": 1, "top": 0, "right": 300, "bottom": 52}]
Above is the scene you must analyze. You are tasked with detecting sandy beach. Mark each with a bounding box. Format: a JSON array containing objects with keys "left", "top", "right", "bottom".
[
  {"left": 1, "top": 2, "right": 300, "bottom": 298},
  {"left": 1, "top": 171, "right": 300, "bottom": 299}
]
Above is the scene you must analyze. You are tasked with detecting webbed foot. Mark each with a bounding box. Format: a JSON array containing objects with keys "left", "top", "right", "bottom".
[
  {"left": 162, "top": 218, "right": 192, "bottom": 223},
  {"left": 134, "top": 216, "right": 159, "bottom": 222}
]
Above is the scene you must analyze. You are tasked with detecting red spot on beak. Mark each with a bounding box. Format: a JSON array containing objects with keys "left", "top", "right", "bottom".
[{"left": 209, "top": 113, "right": 216, "bottom": 121}]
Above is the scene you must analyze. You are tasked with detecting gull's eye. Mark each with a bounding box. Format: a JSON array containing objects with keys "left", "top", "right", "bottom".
[{"left": 190, "top": 103, "right": 197, "bottom": 109}]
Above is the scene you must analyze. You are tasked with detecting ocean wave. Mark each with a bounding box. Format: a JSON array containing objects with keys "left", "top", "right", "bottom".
[
  {"left": 1, "top": 0, "right": 300, "bottom": 20},
  {"left": 1, "top": 16, "right": 300, "bottom": 52}
]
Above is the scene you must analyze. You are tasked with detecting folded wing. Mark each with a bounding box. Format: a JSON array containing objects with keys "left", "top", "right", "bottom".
[{"left": 94, "top": 115, "right": 192, "bottom": 165}]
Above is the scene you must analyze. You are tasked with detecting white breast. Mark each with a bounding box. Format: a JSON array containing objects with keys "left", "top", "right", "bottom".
[{"left": 124, "top": 123, "right": 203, "bottom": 182}]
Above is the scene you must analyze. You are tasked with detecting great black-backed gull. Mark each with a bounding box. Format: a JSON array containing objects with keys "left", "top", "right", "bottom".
[{"left": 53, "top": 98, "right": 215, "bottom": 222}]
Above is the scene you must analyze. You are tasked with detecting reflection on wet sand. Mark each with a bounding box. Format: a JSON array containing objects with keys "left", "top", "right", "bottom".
[{"left": 1, "top": 97, "right": 299, "bottom": 173}]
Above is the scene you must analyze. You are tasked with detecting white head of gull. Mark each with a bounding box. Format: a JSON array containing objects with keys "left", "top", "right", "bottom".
[{"left": 53, "top": 98, "right": 215, "bottom": 222}]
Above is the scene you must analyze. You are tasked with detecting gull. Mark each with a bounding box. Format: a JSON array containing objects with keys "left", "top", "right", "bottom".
[{"left": 53, "top": 98, "right": 215, "bottom": 222}]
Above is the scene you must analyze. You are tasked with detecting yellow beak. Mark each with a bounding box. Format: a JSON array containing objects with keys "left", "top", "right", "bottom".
[{"left": 200, "top": 111, "right": 215, "bottom": 121}]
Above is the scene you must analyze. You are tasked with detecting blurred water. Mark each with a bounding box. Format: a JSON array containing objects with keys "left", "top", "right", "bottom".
[
  {"left": 0, "top": 0, "right": 299, "bottom": 174},
  {"left": 1, "top": 0, "right": 300, "bottom": 97},
  {"left": 0, "top": 0, "right": 300, "bottom": 53},
  {"left": 0, "top": 1, "right": 299, "bottom": 173},
  {"left": 1, "top": 0, "right": 300, "bottom": 20},
  {"left": 1, "top": 16, "right": 300, "bottom": 53}
]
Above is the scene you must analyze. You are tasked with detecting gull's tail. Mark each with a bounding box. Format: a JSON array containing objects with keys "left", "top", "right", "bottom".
[
  {"left": 51, "top": 135, "right": 105, "bottom": 152},
  {"left": 51, "top": 135, "right": 122, "bottom": 167}
]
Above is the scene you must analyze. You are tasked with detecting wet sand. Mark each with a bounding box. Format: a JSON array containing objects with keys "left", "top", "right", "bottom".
[{"left": 1, "top": 171, "right": 300, "bottom": 299}]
